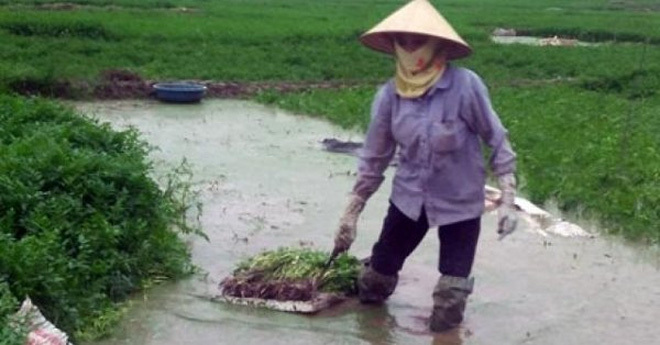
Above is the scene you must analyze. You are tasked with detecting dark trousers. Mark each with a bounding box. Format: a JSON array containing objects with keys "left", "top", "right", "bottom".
[{"left": 370, "top": 202, "right": 481, "bottom": 278}]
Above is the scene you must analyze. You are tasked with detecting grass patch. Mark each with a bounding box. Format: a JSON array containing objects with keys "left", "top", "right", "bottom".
[
  {"left": 255, "top": 86, "right": 376, "bottom": 130},
  {"left": 580, "top": 68, "right": 659, "bottom": 99},
  {"left": 495, "top": 85, "right": 659, "bottom": 242},
  {"left": 0, "top": 20, "right": 117, "bottom": 40}
]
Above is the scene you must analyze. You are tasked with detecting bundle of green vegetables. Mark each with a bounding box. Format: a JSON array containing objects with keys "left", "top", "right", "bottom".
[{"left": 221, "top": 248, "right": 361, "bottom": 301}]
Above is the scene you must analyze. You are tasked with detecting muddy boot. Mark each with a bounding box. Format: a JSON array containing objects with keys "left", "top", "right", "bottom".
[
  {"left": 357, "top": 260, "right": 398, "bottom": 304},
  {"left": 429, "top": 275, "right": 474, "bottom": 332}
]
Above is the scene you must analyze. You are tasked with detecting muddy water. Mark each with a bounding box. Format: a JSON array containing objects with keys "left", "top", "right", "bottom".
[
  {"left": 79, "top": 100, "right": 660, "bottom": 345},
  {"left": 491, "top": 36, "right": 597, "bottom": 46}
]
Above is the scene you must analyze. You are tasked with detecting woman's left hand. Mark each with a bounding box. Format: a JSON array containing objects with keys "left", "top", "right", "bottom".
[
  {"left": 496, "top": 173, "right": 518, "bottom": 240},
  {"left": 497, "top": 205, "right": 518, "bottom": 240}
]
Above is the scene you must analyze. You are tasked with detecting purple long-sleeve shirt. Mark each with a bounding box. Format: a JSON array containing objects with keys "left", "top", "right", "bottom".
[{"left": 353, "top": 65, "right": 516, "bottom": 227}]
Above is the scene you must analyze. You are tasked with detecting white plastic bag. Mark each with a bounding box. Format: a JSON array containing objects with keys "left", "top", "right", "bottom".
[{"left": 15, "top": 297, "right": 72, "bottom": 345}]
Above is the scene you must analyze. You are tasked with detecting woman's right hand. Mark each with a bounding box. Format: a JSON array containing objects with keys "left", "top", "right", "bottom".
[{"left": 333, "top": 193, "right": 366, "bottom": 253}]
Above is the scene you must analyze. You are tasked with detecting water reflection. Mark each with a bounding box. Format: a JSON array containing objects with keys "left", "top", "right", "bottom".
[
  {"left": 430, "top": 328, "right": 463, "bottom": 345},
  {"left": 355, "top": 304, "right": 398, "bottom": 345},
  {"left": 354, "top": 302, "right": 464, "bottom": 345}
]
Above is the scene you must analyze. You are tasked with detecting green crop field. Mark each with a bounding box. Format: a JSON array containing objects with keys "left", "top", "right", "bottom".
[
  {"left": 1, "top": 0, "right": 659, "bottom": 341},
  {"left": 1, "top": 0, "right": 658, "bottom": 246}
]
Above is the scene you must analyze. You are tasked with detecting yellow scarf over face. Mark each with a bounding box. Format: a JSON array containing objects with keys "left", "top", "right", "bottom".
[{"left": 394, "top": 40, "right": 446, "bottom": 98}]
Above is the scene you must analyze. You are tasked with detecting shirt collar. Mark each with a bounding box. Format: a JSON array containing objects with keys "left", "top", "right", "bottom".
[{"left": 426, "top": 64, "right": 454, "bottom": 97}]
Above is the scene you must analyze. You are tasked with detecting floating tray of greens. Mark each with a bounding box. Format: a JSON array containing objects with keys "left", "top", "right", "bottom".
[{"left": 217, "top": 248, "right": 360, "bottom": 313}]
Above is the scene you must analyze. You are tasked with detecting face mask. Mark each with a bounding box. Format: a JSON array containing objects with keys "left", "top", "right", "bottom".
[
  {"left": 393, "top": 38, "right": 447, "bottom": 98},
  {"left": 394, "top": 38, "right": 439, "bottom": 74}
]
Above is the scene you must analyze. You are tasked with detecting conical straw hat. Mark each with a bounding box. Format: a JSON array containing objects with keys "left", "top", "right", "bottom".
[{"left": 360, "top": 0, "right": 471, "bottom": 60}]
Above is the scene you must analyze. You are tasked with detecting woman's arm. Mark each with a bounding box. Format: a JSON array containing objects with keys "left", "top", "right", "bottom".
[
  {"left": 352, "top": 83, "right": 397, "bottom": 200},
  {"left": 462, "top": 70, "right": 516, "bottom": 176},
  {"left": 334, "top": 83, "right": 397, "bottom": 253},
  {"left": 462, "top": 70, "right": 518, "bottom": 238}
]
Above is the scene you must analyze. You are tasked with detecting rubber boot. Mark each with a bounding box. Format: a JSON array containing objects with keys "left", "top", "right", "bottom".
[
  {"left": 357, "top": 259, "right": 398, "bottom": 304},
  {"left": 429, "top": 275, "right": 474, "bottom": 332}
]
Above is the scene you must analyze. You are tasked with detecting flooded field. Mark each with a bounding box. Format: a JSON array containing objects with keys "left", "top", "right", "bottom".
[
  {"left": 78, "top": 100, "right": 660, "bottom": 345},
  {"left": 491, "top": 35, "right": 597, "bottom": 46}
]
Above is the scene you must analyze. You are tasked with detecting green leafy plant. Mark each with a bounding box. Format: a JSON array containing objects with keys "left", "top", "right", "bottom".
[{"left": 0, "top": 95, "right": 204, "bottom": 340}]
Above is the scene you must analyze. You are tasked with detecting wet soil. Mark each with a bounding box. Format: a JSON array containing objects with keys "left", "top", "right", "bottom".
[
  {"left": 10, "top": 69, "right": 365, "bottom": 100},
  {"left": 221, "top": 274, "right": 316, "bottom": 302},
  {"left": 4, "top": 2, "right": 199, "bottom": 13},
  {"left": 78, "top": 100, "right": 660, "bottom": 345},
  {"left": 93, "top": 70, "right": 152, "bottom": 99}
]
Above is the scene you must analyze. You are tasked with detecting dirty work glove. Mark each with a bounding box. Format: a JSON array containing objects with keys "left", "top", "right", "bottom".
[
  {"left": 334, "top": 193, "right": 366, "bottom": 253},
  {"left": 497, "top": 173, "right": 518, "bottom": 240}
]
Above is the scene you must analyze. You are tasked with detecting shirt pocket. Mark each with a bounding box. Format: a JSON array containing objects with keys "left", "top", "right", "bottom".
[{"left": 430, "top": 120, "right": 467, "bottom": 153}]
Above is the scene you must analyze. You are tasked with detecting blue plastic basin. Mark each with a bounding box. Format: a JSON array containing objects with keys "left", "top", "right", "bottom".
[{"left": 153, "top": 82, "right": 207, "bottom": 103}]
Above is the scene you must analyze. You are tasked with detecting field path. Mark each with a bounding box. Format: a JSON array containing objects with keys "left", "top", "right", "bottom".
[{"left": 79, "top": 100, "right": 660, "bottom": 345}]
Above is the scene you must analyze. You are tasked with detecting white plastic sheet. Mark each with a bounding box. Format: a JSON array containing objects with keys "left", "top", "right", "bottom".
[{"left": 15, "top": 297, "right": 72, "bottom": 345}]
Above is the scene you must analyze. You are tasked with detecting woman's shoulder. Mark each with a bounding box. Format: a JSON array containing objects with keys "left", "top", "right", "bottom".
[
  {"left": 449, "top": 66, "right": 483, "bottom": 84},
  {"left": 374, "top": 78, "right": 396, "bottom": 98},
  {"left": 381, "top": 78, "right": 396, "bottom": 92}
]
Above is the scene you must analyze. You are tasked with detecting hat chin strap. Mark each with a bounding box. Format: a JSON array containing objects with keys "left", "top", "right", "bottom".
[{"left": 394, "top": 41, "right": 446, "bottom": 98}]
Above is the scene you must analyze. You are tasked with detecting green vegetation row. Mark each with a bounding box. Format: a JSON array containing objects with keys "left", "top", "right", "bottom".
[
  {"left": 0, "top": 95, "right": 202, "bottom": 343},
  {"left": 0, "top": 0, "right": 657, "bottom": 238},
  {"left": 1, "top": 0, "right": 660, "bottom": 93}
]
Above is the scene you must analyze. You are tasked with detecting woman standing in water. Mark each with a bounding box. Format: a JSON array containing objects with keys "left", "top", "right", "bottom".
[{"left": 333, "top": 0, "right": 518, "bottom": 332}]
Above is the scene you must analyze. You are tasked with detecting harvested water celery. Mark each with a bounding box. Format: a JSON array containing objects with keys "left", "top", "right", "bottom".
[{"left": 221, "top": 248, "right": 361, "bottom": 301}]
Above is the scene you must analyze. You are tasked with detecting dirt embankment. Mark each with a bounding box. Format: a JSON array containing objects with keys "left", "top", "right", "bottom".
[
  {"left": 9, "top": 69, "right": 366, "bottom": 100},
  {"left": 12, "top": 2, "right": 199, "bottom": 13}
]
